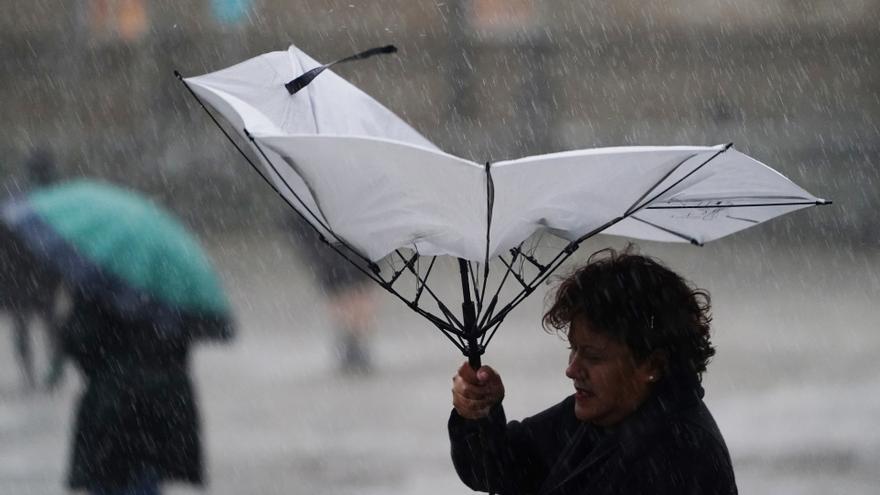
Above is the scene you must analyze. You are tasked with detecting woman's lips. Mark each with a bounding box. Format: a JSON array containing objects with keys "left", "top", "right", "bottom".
[{"left": 574, "top": 386, "right": 595, "bottom": 400}]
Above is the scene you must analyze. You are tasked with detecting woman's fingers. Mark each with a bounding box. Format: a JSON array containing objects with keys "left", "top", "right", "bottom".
[
  {"left": 452, "top": 389, "right": 496, "bottom": 419},
  {"left": 456, "top": 362, "right": 480, "bottom": 384},
  {"left": 452, "top": 378, "right": 483, "bottom": 400},
  {"left": 452, "top": 371, "right": 502, "bottom": 400},
  {"left": 452, "top": 362, "right": 506, "bottom": 419}
]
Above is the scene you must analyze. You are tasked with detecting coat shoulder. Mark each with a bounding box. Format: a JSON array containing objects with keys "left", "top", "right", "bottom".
[{"left": 622, "top": 402, "right": 738, "bottom": 494}]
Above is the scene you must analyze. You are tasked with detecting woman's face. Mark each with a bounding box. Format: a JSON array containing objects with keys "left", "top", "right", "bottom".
[{"left": 565, "top": 315, "right": 658, "bottom": 426}]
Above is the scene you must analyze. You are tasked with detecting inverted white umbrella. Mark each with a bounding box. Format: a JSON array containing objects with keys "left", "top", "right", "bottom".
[{"left": 177, "top": 44, "right": 829, "bottom": 367}]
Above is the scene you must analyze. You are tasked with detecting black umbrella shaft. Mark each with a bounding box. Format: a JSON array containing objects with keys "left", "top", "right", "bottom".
[{"left": 459, "top": 258, "right": 482, "bottom": 369}]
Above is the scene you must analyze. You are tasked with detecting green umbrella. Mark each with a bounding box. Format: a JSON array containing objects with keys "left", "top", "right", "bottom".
[{"left": 1, "top": 179, "right": 233, "bottom": 341}]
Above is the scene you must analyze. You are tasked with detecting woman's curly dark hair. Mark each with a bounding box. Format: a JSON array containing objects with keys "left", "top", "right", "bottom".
[{"left": 543, "top": 245, "right": 715, "bottom": 383}]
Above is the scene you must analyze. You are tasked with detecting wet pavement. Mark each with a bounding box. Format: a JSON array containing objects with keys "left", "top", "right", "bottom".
[{"left": 1, "top": 232, "right": 878, "bottom": 494}]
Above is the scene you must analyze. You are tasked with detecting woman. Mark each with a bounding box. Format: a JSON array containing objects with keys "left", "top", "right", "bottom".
[
  {"left": 449, "top": 247, "right": 737, "bottom": 494},
  {"left": 62, "top": 296, "right": 203, "bottom": 495}
]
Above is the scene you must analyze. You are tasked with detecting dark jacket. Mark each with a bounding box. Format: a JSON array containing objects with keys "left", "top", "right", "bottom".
[
  {"left": 449, "top": 379, "right": 737, "bottom": 495},
  {"left": 62, "top": 300, "right": 203, "bottom": 489},
  {"left": 0, "top": 223, "right": 60, "bottom": 311}
]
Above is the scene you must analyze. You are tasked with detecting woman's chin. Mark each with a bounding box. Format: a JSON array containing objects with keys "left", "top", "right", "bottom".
[{"left": 573, "top": 399, "right": 596, "bottom": 422}]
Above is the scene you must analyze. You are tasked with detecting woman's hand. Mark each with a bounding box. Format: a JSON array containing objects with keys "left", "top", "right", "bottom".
[{"left": 452, "top": 361, "right": 505, "bottom": 419}]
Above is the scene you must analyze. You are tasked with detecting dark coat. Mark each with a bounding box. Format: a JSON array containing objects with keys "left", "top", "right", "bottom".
[
  {"left": 449, "top": 380, "right": 737, "bottom": 495},
  {"left": 61, "top": 300, "right": 203, "bottom": 489},
  {"left": 0, "top": 222, "right": 60, "bottom": 311}
]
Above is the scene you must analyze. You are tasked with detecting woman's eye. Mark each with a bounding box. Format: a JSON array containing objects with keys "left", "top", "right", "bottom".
[{"left": 568, "top": 347, "right": 602, "bottom": 362}]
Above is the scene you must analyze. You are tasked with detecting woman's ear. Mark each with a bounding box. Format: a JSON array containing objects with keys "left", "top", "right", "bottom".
[{"left": 641, "top": 350, "right": 668, "bottom": 383}]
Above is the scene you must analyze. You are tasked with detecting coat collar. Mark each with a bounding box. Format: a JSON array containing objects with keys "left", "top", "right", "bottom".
[{"left": 538, "top": 378, "right": 704, "bottom": 494}]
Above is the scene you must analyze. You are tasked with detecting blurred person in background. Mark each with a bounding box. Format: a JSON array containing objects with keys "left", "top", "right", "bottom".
[
  {"left": 0, "top": 148, "right": 65, "bottom": 391},
  {"left": 61, "top": 294, "right": 203, "bottom": 495},
  {"left": 4, "top": 178, "right": 234, "bottom": 495},
  {"left": 284, "top": 213, "right": 379, "bottom": 375},
  {"left": 448, "top": 246, "right": 737, "bottom": 494}
]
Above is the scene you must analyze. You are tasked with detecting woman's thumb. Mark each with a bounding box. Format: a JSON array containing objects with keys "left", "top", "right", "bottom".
[
  {"left": 477, "top": 369, "right": 489, "bottom": 382},
  {"left": 477, "top": 366, "right": 498, "bottom": 383}
]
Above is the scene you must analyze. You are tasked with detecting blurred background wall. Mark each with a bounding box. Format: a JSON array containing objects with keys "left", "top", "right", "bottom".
[
  {"left": 1, "top": 0, "right": 877, "bottom": 242},
  {"left": 2, "top": 3, "right": 879, "bottom": 494}
]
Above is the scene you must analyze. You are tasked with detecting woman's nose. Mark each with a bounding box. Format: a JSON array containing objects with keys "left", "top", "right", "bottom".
[{"left": 565, "top": 356, "right": 579, "bottom": 379}]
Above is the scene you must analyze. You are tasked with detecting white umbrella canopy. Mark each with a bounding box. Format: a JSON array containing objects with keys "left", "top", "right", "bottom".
[
  {"left": 486, "top": 144, "right": 824, "bottom": 250},
  {"left": 183, "top": 45, "right": 825, "bottom": 263},
  {"left": 178, "top": 44, "right": 828, "bottom": 364},
  {"left": 183, "top": 45, "right": 438, "bottom": 240},
  {"left": 598, "top": 146, "right": 824, "bottom": 245}
]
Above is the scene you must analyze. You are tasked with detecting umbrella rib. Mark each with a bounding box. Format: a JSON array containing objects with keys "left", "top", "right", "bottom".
[
  {"left": 484, "top": 215, "right": 628, "bottom": 330},
  {"left": 625, "top": 153, "right": 699, "bottom": 215},
  {"left": 319, "top": 249, "right": 460, "bottom": 336},
  {"left": 476, "top": 295, "right": 500, "bottom": 344},
  {"left": 384, "top": 268, "right": 464, "bottom": 338},
  {"left": 481, "top": 315, "right": 507, "bottom": 350},
  {"left": 408, "top": 303, "right": 466, "bottom": 338},
  {"left": 629, "top": 215, "right": 702, "bottom": 245},
  {"left": 626, "top": 144, "right": 733, "bottom": 216},
  {"left": 394, "top": 250, "right": 465, "bottom": 332},
  {"left": 476, "top": 247, "right": 521, "bottom": 331},
  {"left": 468, "top": 260, "right": 483, "bottom": 313},
  {"left": 388, "top": 250, "right": 419, "bottom": 286},
  {"left": 498, "top": 255, "right": 531, "bottom": 290},
  {"left": 645, "top": 200, "right": 828, "bottom": 209},
  {"left": 725, "top": 214, "right": 760, "bottom": 224},
  {"left": 509, "top": 246, "right": 547, "bottom": 271},
  {"left": 413, "top": 256, "right": 437, "bottom": 306},
  {"left": 435, "top": 325, "right": 467, "bottom": 354}
]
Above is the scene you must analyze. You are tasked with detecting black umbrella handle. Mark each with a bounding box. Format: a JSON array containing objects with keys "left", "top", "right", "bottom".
[
  {"left": 467, "top": 346, "right": 482, "bottom": 370},
  {"left": 463, "top": 301, "right": 483, "bottom": 370},
  {"left": 459, "top": 258, "right": 484, "bottom": 370}
]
